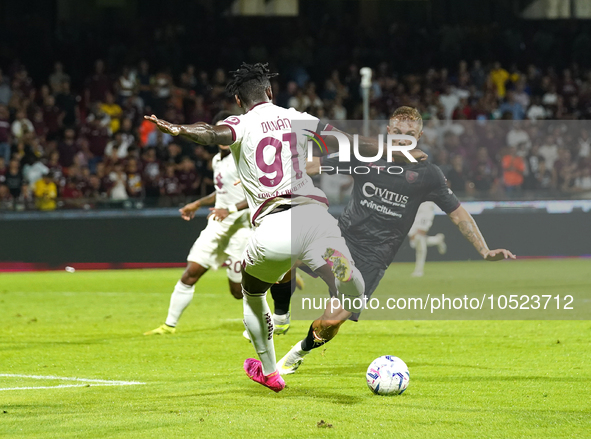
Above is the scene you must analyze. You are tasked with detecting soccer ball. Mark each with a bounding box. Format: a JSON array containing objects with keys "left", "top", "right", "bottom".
[{"left": 366, "top": 355, "right": 410, "bottom": 396}]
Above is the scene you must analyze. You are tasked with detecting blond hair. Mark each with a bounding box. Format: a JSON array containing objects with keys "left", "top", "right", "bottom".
[{"left": 390, "top": 106, "right": 423, "bottom": 131}]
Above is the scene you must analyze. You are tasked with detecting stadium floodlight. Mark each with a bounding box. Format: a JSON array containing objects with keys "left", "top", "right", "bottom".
[{"left": 360, "top": 67, "right": 372, "bottom": 137}]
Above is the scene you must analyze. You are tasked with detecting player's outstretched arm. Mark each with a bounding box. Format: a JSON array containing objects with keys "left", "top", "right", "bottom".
[
  {"left": 208, "top": 199, "right": 249, "bottom": 222},
  {"left": 179, "top": 192, "right": 216, "bottom": 221},
  {"left": 447, "top": 205, "right": 516, "bottom": 261},
  {"left": 144, "top": 115, "right": 234, "bottom": 146}
]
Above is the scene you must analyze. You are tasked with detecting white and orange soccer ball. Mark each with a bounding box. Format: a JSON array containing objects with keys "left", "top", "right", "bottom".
[{"left": 366, "top": 355, "right": 410, "bottom": 396}]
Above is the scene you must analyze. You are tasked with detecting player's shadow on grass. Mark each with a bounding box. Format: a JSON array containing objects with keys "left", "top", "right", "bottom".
[
  {"left": 185, "top": 386, "right": 364, "bottom": 405},
  {"left": 282, "top": 386, "right": 364, "bottom": 405}
]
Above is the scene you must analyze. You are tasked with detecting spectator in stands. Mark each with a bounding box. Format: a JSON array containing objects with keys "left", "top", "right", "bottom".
[
  {"left": 108, "top": 162, "right": 128, "bottom": 201},
  {"left": 126, "top": 158, "right": 143, "bottom": 199},
  {"left": 85, "top": 59, "right": 111, "bottom": 105},
  {"left": 105, "top": 132, "right": 131, "bottom": 160},
  {"left": 116, "top": 67, "right": 137, "bottom": 105},
  {"left": 0, "top": 105, "right": 11, "bottom": 162},
  {"left": 527, "top": 96, "right": 547, "bottom": 120},
  {"left": 554, "top": 148, "right": 577, "bottom": 191},
  {"left": 55, "top": 81, "right": 79, "bottom": 128},
  {"left": 81, "top": 110, "right": 110, "bottom": 171},
  {"left": 524, "top": 143, "right": 544, "bottom": 190},
  {"left": 11, "top": 110, "right": 34, "bottom": 140},
  {"left": 165, "top": 142, "right": 183, "bottom": 165},
  {"left": 0, "top": 69, "right": 11, "bottom": 106},
  {"left": 177, "top": 156, "right": 200, "bottom": 199},
  {"left": 147, "top": 128, "right": 172, "bottom": 149},
  {"left": 572, "top": 166, "right": 591, "bottom": 192},
  {"left": 57, "top": 128, "right": 78, "bottom": 168},
  {"left": 141, "top": 148, "right": 161, "bottom": 204},
  {"left": 499, "top": 91, "right": 525, "bottom": 121},
  {"left": 502, "top": 146, "right": 525, "bottom": 195},
  {"left": 159, "top": 163, "right": 181, "bottom": 206},
  {"left": 46, "top": 151, "right": 63, "bottom": 187},
  {"left": 489, "top": 62, "right": 510, "bottom": 98},
  {"left": 100, "top": 92, "right": 123, "bottom": 133},
  {"left": 439, "top": 85, "right": 459, "bottom": 120},
  {"left": 5, "top": 159, "right": 23, "bottom": 198},
  {"left": 0, "top": 183, "right": 13, "bottom": 210},
  {"left": 48, "top": 62, "right": 70, "bottom": 94},
  {"left": 61, "top": 177, "right": 84, "bottom": 208},
  {"left": 533, "top": 158, "right": 553, "bottom": 192},
  {"left": 446, "top": 155, "right": 469, "bottom": 195},
  {"left": 42, "top": 95, "right": 63, "bottom": 140},
  {"left": 34, "top": 171, "right": 57, "bottom": 211},
  {"left": 539, "top": 134, "right": 559, "bottom": 168},
  {"left": 469, "top": 163, "right": 495, "bottom": 197}
]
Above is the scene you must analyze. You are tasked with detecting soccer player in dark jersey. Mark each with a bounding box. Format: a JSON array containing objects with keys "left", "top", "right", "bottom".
[{"left": 277, "top": 106, "right": 515, "bottom": 375}]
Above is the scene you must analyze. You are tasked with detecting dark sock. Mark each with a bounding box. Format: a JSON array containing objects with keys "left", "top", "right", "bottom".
[
  {"left": 298, "top": 264, "right": 319, "bottom": 279},
  {"left": 270, "top": 281, "right": 295, "bottom": 315},
  {"left": 301, "top": 323, "right": 328, "bottom": 352}
]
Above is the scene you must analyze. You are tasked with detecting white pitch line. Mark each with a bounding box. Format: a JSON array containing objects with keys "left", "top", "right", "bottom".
[
  {"left": 0, "top": 383, "right": 143, "bottom": 391},
  {"left": 0, "top": 374, "right": 145, "bottom": 391},
  {"left": 0, "top": 374, "right": 144, "bottom": 385}
]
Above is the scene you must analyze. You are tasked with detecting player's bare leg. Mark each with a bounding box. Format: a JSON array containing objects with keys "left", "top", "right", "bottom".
[
  {"left": 410, "top": 231, "right": 446, "bottom": 277},
  {"left": 144, "top": 262, "right": 208, "bottom": 335},
  {"left": 277, "top": 253, "right": 365, "bottom": 375},
  {"left": 228, "top": 279, "right": 243, "bottom": 299}
]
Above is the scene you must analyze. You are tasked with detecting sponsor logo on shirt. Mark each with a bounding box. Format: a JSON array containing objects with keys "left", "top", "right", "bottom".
[{"left": 362, "top": 182, "right": 409, "bottom": 206}]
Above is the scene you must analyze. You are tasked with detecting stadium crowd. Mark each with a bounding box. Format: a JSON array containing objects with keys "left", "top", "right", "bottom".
[{"left": 1, "top": 56, "right": 591, "bottom": 211}]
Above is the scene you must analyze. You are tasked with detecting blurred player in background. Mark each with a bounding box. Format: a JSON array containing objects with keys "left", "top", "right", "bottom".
[
  {"left": 145, "top": 111, "right": 294, "bottom": 336},
  {"left": 408, "top": 201, "right": 447, "bottom": 277}
]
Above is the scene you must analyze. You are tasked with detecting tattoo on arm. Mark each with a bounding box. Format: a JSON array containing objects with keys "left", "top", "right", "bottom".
[
  {"left": 457, "top": 219, "right": 488, "bottom": 255},
  {"left": 180, "top": 123, "right": 218, "bottom": 145}
]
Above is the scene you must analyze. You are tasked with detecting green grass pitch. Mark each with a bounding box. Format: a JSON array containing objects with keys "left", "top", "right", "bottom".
[{"left": 1, "top": 260, "right": 590, "bottom": 438}]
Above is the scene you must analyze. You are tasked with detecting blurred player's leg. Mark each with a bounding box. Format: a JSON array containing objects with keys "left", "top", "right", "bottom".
[
  {"left": 410, "top": 232, "right": 446, "bottom": 277},
  {"left": 144, "top": 262, "right": 207, "bottom": 335},
  {"left": 430, "top": 233, "right": 447, "bottom": 255},
  {"left": 410, "top": 233, "right": 428, "bottom": 277}
]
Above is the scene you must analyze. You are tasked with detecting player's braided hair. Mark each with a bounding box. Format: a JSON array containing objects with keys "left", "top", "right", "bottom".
[{"left": 226, "top": 63, "right": 278, "bottom": 105}]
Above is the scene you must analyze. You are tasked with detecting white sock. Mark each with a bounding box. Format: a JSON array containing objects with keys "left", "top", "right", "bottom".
[
  {"left": 426, "top": 235, "right": 442, "bottom": 247},
  {"left": 165, "top": 280, "right": 195, "bottom": 327},
  {"left": 243, "top": 289, "right": 276, "bottom": 375},
  {"left": 414, "top": 235, "right": 427, "bottom": 274}
]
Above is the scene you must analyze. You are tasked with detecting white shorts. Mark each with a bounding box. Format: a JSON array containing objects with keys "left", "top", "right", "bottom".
[
  {"left": 243, "top": 204, "right": 354, "bottom": 284},
  {"left": 408, "top": 202, "right": 436, "bottom": 237},
  {"left": 187, "top": 216, "right": 251, "bottom": 283}
]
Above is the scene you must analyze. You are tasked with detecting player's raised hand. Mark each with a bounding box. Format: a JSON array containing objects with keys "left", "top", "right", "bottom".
[
  {"left": 483, "top": 249, "right": 516, "bottom": 261},
  {"left": 410, "top": 149, "right": 428, "bottom": 162},
  {"left": 144, "top": 114, "right": 181, "bottom": 136},
  {"left": 208, "top": 207, "right": 229, "bottom": 222},
  {"left": 179, "top": 201, "right": 200, "bottom": 221}
]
